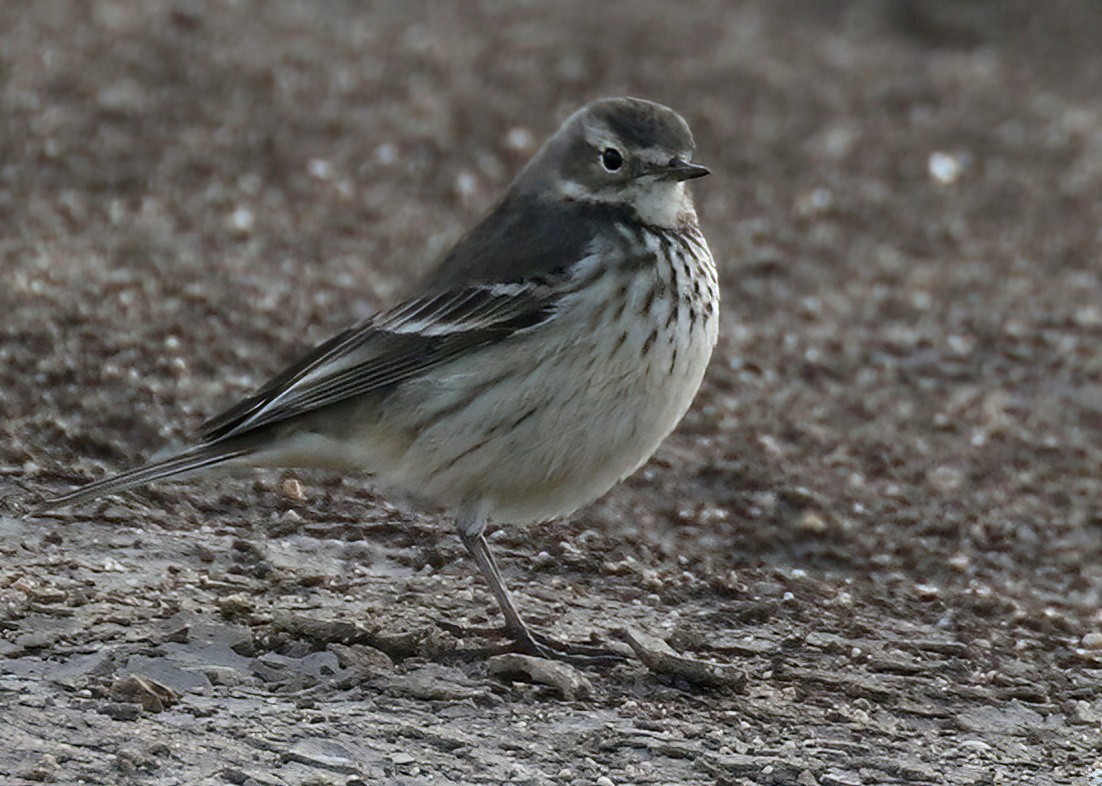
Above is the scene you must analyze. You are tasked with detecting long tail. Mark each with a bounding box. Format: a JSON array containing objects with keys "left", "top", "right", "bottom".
[{"left": 35, "top": 443, "right": 254, "bottom": 513}]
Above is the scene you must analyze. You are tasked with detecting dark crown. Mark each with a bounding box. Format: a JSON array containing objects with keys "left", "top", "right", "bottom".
[{"left": 582, "top": 97, "right": 696, "bottom": 153}]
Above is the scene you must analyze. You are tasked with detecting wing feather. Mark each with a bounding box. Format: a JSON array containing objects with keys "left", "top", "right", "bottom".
[{"left": 199, "top": 283, "right": 559, "bottom": 442}]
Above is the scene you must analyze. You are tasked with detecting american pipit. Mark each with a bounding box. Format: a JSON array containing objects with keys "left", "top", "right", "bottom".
[{"left": 40, "top": 96, "right": 719, "bottom": 663}]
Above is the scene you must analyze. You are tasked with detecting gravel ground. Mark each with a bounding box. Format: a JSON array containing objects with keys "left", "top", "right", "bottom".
[{"left": 3, "top": 2, "right": 1102, "bottom": 784}]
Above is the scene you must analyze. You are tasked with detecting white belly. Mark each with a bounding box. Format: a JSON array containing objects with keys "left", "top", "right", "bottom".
[{"left": 391, "top": 233, "right": 718, "bottom": 523}]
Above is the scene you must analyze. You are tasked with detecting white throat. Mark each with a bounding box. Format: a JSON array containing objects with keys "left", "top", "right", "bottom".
[
  {"left": 555, "top": 178, "right": 697, "bottom": 228},
  {"left": 625, "top": 180, "right": 696, "bottom": 228}
]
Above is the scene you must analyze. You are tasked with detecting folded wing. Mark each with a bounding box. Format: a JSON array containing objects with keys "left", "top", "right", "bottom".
[{"left": 200, "top": 282, "right": 562, "bottom": 442}]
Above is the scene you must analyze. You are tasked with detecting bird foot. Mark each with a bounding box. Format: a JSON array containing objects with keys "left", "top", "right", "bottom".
[
  {"left": 509, "top": 627, "right": 627, "bottom": 666},
  {"left": 434, "top": 618, "right": 627, "bottom": 666}
]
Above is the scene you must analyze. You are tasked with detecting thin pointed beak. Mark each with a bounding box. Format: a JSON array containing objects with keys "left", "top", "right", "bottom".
[{"left": 660, "top": 158, "right": 710, "bottom": 182}]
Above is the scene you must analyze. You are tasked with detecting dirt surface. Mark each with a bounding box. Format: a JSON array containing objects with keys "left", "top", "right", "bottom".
[{"left": 3, "top": 2, "right": 1102, "bottom": 784}]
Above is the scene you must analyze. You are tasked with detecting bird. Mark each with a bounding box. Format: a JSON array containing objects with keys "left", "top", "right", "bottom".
[{"left": 37, "top": 96, "right": 719, "bottom": 663}]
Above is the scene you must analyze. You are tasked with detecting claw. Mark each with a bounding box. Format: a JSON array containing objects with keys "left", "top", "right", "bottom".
[
  {"left": 512, "top": 628, "right": 627, "bottom": 666},
  {"left": 435, "top": 618, "right": 628, "bottom": 666}
]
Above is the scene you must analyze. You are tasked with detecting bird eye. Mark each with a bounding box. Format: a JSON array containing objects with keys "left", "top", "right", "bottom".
[{"left": 600, "top": 147, "right": 624, "bottom": 172}]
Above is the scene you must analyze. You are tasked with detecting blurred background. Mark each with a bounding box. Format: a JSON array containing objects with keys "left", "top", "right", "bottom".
[{"left": 3, "top": 1, "right": 1102, "bottom": 782}]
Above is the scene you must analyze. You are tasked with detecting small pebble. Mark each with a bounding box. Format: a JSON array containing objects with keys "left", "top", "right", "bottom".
[
  {"left": 505, "top": 127, "right": 535, "bottom": 153},
  {"left": 307, "top": 158, "right": 333, "bottom": 180},
  {"left": 375, "top": 142, "right": 398, "bottom": 164},
  {"left": 454, "top": 172, "right": 479, "bottom": 201},
  {"left": 927, "top": 465, "right": 964, "bottom": 494},
  {"left": 948, "top": 553, "right": 971, "bottom": 571},
  {"left": 928, "top": 151, "right": 966, "bottom": 184},
  {"left": 915, "top": 583, "right": 940, "bottom": 599},
  {"left": 1080, "top": 632, "right": 1102, "bottom": 650},
  {"left": 798, "top": 509, "right": 827, "bottom": 532},
  {"left": 229, "top": 205, "right": 254, "bottom": 233},
  {"left": 281, "top": 477, "right": 306, "bottom": 502},
  {"left": 218, "top": 593, "right": 255, "bottom": 618}
]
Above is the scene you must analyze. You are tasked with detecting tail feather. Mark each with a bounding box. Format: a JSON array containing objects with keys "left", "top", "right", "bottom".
[{"left": 35, "top": 444, "right": 253, "bottom": 513}]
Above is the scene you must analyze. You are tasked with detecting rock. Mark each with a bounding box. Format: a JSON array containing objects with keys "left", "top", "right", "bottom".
[
  {"left": 122, "top": 654, "right": 212, "bottom": 694},
  {"left": 47, "top": 649, "right": 116, "bottom": 689},
  {"left": 487, "top": 654, "right": 592, "bottom": 699},
  {"left": 273, "top": 611, "right": 367, "bottom": 644},
  {"left": 329, "top": 643, "right": 394, "bottom": 673},
  {"left": 624, "top": 629, "right": 747, "bottom": 690},
  {"left": 20, "top": 753, "right": 59, "bottom": 782},
  {"left": 956, "top": 702, "right": 1044, "bottom": 735},
  {"left": 272, "top": 610, "right": 425, "bottom": 660},
  {"left": 100, "top": 701, "right": 143, "bottom": 721},
  {"left": 380, "top": 664, "right": 487, "bottom": 702},
  {"left": 200, "top": 665, "right": 248, "bottom": 686},
  {"left": 284, "top": 739, "right": 360, "bottom": 774},
  {"left": 173, "top": 614, "right": 256, "bottom": 651},
  {"left": 251, "top": 649, "right": 343, "bottom": 688},
  {"left": 280, "top": 477, "right": 306, "bottom": 501},
  {"left": 705, "top": 753, "right": 811, "bottom": 782},
  {"left": 217, "top": 593, "right": 257, "bottom": 620},
  {"left": 296, "top": 651, "right": 342, "bottom": 680},
  {"left": 704, "top": 634, "right": 781, "bottom": 656},
  {"left": 160, "top": 639, "right": 254, "bottom": 673},
  {"left": 1069, "top": 700, "right": 1102, "bottom": 725},
  {"left": 1080, "top": 632, "right": 1102, "bottom": 650},
  {"left": 109, "top": 674, "right": 180, "bottom": 713}
]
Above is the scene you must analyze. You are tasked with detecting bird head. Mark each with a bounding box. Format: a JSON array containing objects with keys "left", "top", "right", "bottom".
[{"left": 515, "top": 97, "right": 709, "bottom": 228}]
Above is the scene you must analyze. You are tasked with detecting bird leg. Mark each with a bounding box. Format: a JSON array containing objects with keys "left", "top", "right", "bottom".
[{"left": 454, "top": 505, "right": 625, "bottom": 665}]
